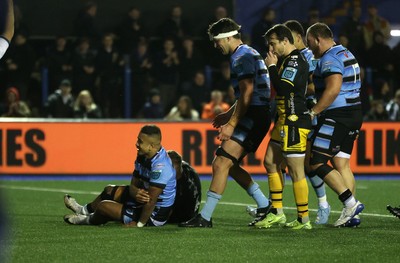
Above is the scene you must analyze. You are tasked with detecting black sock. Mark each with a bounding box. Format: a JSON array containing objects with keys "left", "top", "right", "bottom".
[
  {"left": 338, "top": 189, "right": 352, "bottom": 204},
  {"left": 87, "top": 204, "right": 94, "bottom": 213}
]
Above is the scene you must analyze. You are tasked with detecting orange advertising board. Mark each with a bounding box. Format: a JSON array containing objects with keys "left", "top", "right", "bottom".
[{"left": 0, "top": 120, "right": 399, "bottom": 175}]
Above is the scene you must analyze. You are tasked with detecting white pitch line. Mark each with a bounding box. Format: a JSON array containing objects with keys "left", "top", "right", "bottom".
[{"left": 0, "top": 185, "right": 393, "bottom": 218}]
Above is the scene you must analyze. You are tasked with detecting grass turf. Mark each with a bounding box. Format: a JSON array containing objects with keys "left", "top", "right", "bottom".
[{"left": 1, "top": 178, "right": 400, "bottom": 262}]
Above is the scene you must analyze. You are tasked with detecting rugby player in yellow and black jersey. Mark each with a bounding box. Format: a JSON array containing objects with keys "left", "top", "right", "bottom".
[{"left": 255, "top": 24, "right": 312, "bottom": 230}]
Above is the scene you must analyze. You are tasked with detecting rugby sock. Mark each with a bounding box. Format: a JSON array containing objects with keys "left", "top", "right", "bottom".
[
  {"left": 309, "top": 175, "right": 329, "bottom": 208},
  {"left": 246, "top": 182, "right": 269, "bottom": 208},
  {"left": 339, "top": 189, "right": 356, "bottom": 207},
  {"left": 200, "top": 191, "right": 222, "bottom": 221},
  {"left": 81, "top": 204, "right": 91, "bottom": 215},
  {"left": 268, "top": 172, "right": 284, "bottom": 213},
  {"left": 293, "top": 178, "right": 309, "bottom": 222}
]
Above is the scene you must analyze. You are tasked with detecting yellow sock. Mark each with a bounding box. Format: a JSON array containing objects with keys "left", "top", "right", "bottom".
[
  {"left": 268, "top": 172, "right": 284, "bottom": 209},
  {"left": 293, "top": 178, "right": 309, "bottom": 221}
]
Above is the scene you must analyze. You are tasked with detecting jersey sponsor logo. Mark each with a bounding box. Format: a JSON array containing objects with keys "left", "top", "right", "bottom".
[
  {"left": 288, "top": 60, "right": 298, "bottom": 67},
  {"left": 151, "top": 170, "right": 162, "bottom": 180},
  {"left": 282, "top": 67, "right": 297, "bottom": 82},
  {"left": 321, "top": 61, "right": 333, "bottom": 72},
  {"left": 288, "top": 114, "right": 298, "bottom": 122}
]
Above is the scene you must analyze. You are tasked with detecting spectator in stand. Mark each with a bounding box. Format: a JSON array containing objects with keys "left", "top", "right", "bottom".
[
  {"left": 3, "top": 30, "right": 35, "bottom": 100},
  {"left": 386, "top": 90, "right": 400, "bottom": 121},
  {"left": 180, "top": 71, "right": 209, "bottom": 113},
  {"left": 374, "top": 79, "right": 392, "bottom": 106},
  {"left": 46, "top": 35, "right": 73, "bottom": 92},
  {"left": 164, "top": 95, "right": 199, "bottom": 121},
  {"left": 117, "top": 6, "right": 147, "bottom": 54},
  {"left": 44, "top": 79, "right": 74, "bottom": 118},
  {"left": 152, "top": 37, "right": 180, "bottom": 111},
  {"left": 338, "top": 33, "right": 349, "bottom": 48},
  {"left": 95, "top": 33, "right": 122, "bottom": 118},
  {"left": 71, "top": 37, "right": 96, "bottom": 94},
  {"left": 392, "top": 40, "right": 400, "bottom": 83},
  {"left": 12, "top": 4, "right": 29, "bottom": 37},
  {"left": 340, "top": 5, "right": 365, "bottom": 64},
  {"left": 0, "top": 87, "right": 30, "bottom": 117},
  {"left": 364, "top": 100, "right": 388, "bottom": 121},
  {"left": 251, "top": 7, "right": 276, "bottom": 56},
  {"left": 213, "top": 61, "right": 233, "bottom": 97},
  {"left": 138, "top": 88, "right": 164, "bottom": 119},
  {"left": 363, "top": 4, "right": 391, "bottom": 50},
  {"left": 201, "top": 90, "right": 230, "bottom": 120},
  {"left": 74, "top": 1, "right": 101, "bottom": 47},
  {"left": 130, "top": 38, "right": 153, "bottom": 117},
  {"left": 178, "top": 36, "right": 205, "bottom": 85},
  {"left": 366, "top": 31, "right": 395, "bottom": 84},
  {"left": 303, "top": 7, "right": 320, "bottom": 31},
  {"left": 158, "top": 5, "right": 192, "bottom": 43},
  {"left": 73, "top": 90, "right": 102, "bottom": 119}
]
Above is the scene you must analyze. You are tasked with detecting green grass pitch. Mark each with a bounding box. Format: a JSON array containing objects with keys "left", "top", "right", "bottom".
[{"left": 1, "top": 178, "right": 400, "bottom": 262}]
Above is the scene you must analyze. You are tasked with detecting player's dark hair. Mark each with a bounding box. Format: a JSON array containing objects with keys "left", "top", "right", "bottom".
[
  {"left": 263, "top": 24, "right": 294, "bottom": 44},
  {"left": 167, "top": 150, "right": 182, "bottom": 166},
  {"left": 208, "top": 18, "right": 241, "bottom": 40},
  {"left": 307, "top": 22, "right": 333, "bottom": 39},
  {"left": 140, "top": 125, "right": 162, "bottom": 140},
  {"left": 284, "top": 20, "right": 305, "bottom": 37}
]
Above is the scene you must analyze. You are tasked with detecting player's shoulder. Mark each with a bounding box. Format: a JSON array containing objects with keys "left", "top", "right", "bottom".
[{"left": 152, "top": 148, "right": 173, "bottom": 170}]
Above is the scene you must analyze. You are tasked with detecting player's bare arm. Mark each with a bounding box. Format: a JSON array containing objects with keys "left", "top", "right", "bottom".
[
  {"left": 312, "top": 74, "right": 342, "bottom": 115},
  {"left": 129, "top": 174, "right": 150, "bottom": 203},
  {"left": 138, "top": 185, "right": 163, "bottom": 225},
  {"left": 1, "top": 0, "right": 14, "bottom": 42}
]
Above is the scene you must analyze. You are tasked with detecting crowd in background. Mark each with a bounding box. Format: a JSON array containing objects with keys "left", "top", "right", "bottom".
[{"left": 0, "top": 2, "right": 400, "bottom": 121}]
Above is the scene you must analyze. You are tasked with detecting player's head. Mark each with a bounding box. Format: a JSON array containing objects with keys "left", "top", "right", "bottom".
[
  {"left": 263, "top": 24, "right": 294, "bottom": 57},
  {"left": 167, "top": 150, "right": 183, "bottom": 179},
  {"left": 208, "top": 18, "right": 241, "bottom": 55},
  {"left": 284, "top": 20, "right": 306, "bottom": 49},
  {"left": 136, "top": 125, "right": 162, "bottom": 157},
  {"left": 306, "top": 22, "right": 333, "bottom": 58}
]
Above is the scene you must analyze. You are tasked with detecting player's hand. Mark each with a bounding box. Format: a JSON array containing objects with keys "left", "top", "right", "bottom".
[
  {"left": 265, "top": 50, "right": 278, "bottom": 67},
  {"left": 304, "top": 109, "right": 317, "bottom": 121},
  {"left": 217, "top": 123, "right": 234, "bottom": 141},
  {"left": 212, "top": 112, "right": 230, "bottom": 128},
  {"left": 135, "top": 189, "right": 150, "bottom": 203}
]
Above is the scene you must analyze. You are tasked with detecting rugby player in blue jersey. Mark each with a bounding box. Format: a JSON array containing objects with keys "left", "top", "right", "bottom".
[
  {"left": 180, "top": 18, "right": 272, "bottom": 228},
  {"left": 64, "top": 125, "right": 176, "bottom": 227},
  {"left": 306, "top": 23, "right": 364, "bottom": 227}
]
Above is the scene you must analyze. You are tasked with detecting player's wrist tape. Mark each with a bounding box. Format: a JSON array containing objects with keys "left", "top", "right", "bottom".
[
  {"left": 310, "top": 109, "right": 318, "bottom": 117},
  {"left": 137, "top": 222, "right": 145, "bottom": 227}
]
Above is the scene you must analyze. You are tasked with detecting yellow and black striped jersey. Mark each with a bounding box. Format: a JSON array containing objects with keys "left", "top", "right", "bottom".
[{"left": 269, "top": 49, "right": 311, "bottom": 128}]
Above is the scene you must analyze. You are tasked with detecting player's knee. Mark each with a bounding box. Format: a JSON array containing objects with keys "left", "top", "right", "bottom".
[
  {"left": 313, "top": 164, "right": 334, "bottom": 179},
  {"left": 101, "top": 185, "right": 116, "bottom": 200},
  {"left": 214, "top": 147, "right": 237, "bottom": 170},
  {"left": 213, "top": 155, "right": 233, "bottom": 173}
]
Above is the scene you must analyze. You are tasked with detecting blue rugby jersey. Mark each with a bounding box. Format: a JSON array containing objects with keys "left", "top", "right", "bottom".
[
  {"left": 230, "top": 44, "right": 271, "bottom": 106},
  {"left": 301, "top": 47, "right": 318, "bottom": 74},
  {"left": 301, "top": 47, "right": 319, "bottom": 126},
  {"left": 313, "top": 45, "right": 361, "bottom": 111},
  {"left": 134, "top": 147, "right": 176, "bottom": 207}
]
